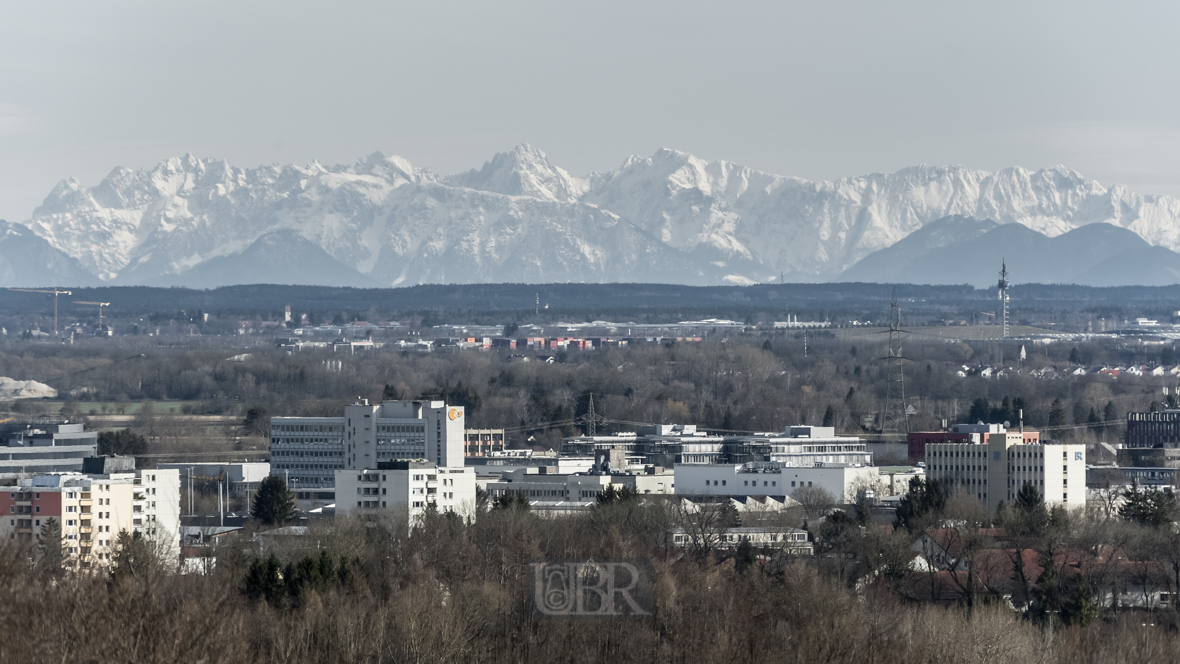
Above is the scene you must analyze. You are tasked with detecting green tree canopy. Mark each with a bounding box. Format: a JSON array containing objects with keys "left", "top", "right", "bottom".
[
  {"left": 243, "top": 406, "right": 270, "bottom": 437},
  {"left": 596, "top": 484, "right": 637, "bottom": 506},
  {"left": 111, "top": 529, "right": 154, "bottom": 580},
  {"left": 252, "top": 475, "right": 296, "bottom": 526},
  {"left": 894, "top": 477, "right": 945, "bottom": 532},
  {"left": 1119, "top": 482, "right": 1175, "bottom": 528},
  {"left": 1048, "top": 399, "right": 1067, "bottom": 428},
  {"left": 492, "top": 489, "right": 531, "bottom": 512},
  {"left": 38, "top": 518, "right": 62, "bottom": 572}
]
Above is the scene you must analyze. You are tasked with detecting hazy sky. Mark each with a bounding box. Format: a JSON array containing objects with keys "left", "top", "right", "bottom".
[{"left": 3, "top": 1, "right": 1180, "bottom": 221}]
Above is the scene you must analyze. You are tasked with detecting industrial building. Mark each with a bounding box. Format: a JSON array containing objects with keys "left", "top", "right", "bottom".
[
  {"left": 674, "top": 462, "right": 880, "bottom": 502},
  {"left": 0, "top": 422, "right": 98, "bottom": 474},
  {"left": 482, "top": 467, "right": 675, "bottom": 505},
  {"left": 156, "top": 462, "right": 270, "bottom": 498},
  {"left": 563, "top": 425, "right": 870, "bottom": 468},
  {"left": 1125, "top": 410, "right": 1180, "bottom": 449},
  {"left": 908, "top": 423, "right": 1039, "bottom": 462}
]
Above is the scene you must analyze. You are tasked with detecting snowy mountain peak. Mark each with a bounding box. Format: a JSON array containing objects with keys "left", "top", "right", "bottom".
[
  {"left": 352, "top": 151, "right": 426, "bottom": 184},
  {"left": 446, "top": 143, "right": 587, "bottom": 203},
  {"left": 14, "top": 146, "right": 1180, "bottom": 288}
]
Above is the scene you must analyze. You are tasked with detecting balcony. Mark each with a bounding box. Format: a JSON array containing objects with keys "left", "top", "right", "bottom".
[{"left": 79, "top": 526, "right": 93, "bottom": 534}]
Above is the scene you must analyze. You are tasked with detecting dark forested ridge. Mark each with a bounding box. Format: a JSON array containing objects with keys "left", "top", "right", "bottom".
[{"left": 2, "top": 282, "right": 1180, "bottom": 324}]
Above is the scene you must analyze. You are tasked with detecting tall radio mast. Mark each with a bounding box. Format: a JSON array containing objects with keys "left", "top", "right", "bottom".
[{"left": 998, "top": 260, "right": 1010, "bottom": 339}]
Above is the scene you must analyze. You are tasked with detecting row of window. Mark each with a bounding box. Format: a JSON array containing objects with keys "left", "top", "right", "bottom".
[
  {"left": 272, "top": 424, "right": 345, "bottom": 433},
  {"left": 704, "top": 479, "right": 811, "bottom": 489}
]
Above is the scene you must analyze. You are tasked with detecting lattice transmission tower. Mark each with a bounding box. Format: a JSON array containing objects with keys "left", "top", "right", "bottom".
[
  {"left": 581, "top": 393, "right": 606, "bottom": 437},
  {"left": 881, "top": 291, "right": 910, "bottom": 435}
]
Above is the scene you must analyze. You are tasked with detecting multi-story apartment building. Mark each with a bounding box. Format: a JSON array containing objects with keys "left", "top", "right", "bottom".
[
  {"left": 135, "top": 469, "right": 181, "bottom": 558},
  {"left": 269, "top": 400, "right": 467, "bottom": 507},
  {"left": 334, "top": 460, "right": 475, "bottom": 521},
  {"left": 1, "top": 472, "right": 133, "bottom": 569},
  {"left": 0, "top": 464, "right": 181, "bottom": 570},
  {"left": 925, "top": 431, "right": 1085, "bottom": 512}
]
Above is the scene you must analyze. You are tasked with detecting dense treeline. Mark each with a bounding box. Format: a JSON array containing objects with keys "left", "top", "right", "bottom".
[
  {"left": 4, "top": 495, "right": 1180, "bottom": 662},
  {"left": 3, "top": 281, "right": 1180, "bottom": 333},
  {"left": 0, "top": 335, "right": 1172, "bottom": 449}
]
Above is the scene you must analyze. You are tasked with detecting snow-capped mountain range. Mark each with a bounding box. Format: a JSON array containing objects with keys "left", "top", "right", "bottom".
[{"left": 11, "top": 144, "right": 1180, "bottom": 288}]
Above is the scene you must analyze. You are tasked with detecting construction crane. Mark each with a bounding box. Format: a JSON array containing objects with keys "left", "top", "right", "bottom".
[
  {"left": 9, "top": 286, "right": 72, "bottom": 335},
  {"left": 75, "top": 301, "right": 111, "bottom": 326}
]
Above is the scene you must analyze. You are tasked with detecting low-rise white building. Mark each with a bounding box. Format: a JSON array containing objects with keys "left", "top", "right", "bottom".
[
  {"left": 669, "top": 526, "right": 813, "bottom": 555},
  {"left": 482, "top": 468, "right": 675, "bottom": 505},
  {"left": 674, "top": 462, "right": 880, "bottom": 503},
  {"left": 334, "top": 460, "right": 476, "bottom": 521}
]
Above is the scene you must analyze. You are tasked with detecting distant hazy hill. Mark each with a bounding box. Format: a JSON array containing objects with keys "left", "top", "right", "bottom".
[
  {"left": 0, "top": 220, "right": 96, "bottom": 287},
  {"left": 841, "top": 217, "right": 1180, "bottom": 287},
  {"left": 153, "top": 230, "right": 374, "bottom": 288}
]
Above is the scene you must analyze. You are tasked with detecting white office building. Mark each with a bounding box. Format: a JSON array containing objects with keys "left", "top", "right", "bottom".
[
  {"left": 270, "top": 399, "right": 467, "bottom": 504},
  {"left": 925, "top": 431, "right": 1086, "bottom": 512},
  {"left": 334, "top": 460, "right": 476, "bottom": 521}
]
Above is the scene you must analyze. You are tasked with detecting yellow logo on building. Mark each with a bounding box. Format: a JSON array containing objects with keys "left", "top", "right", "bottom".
[{"left": 448, "top": 408, "right": 461, "bottom": 420}]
